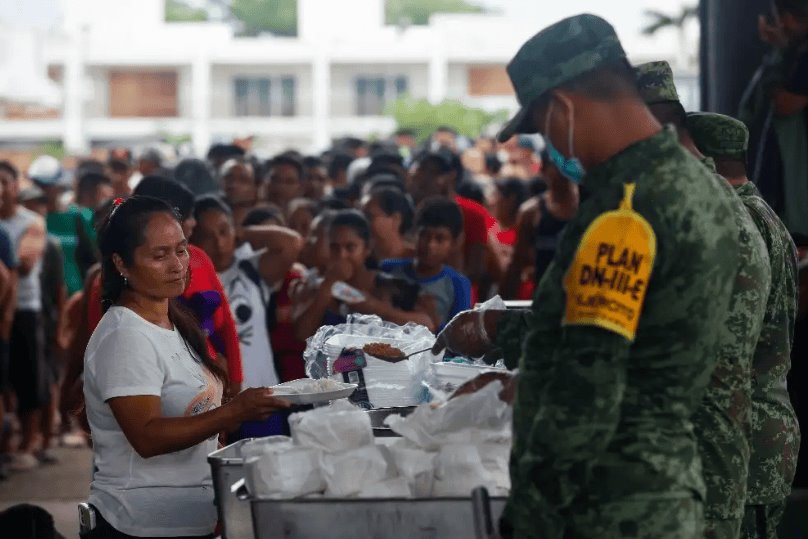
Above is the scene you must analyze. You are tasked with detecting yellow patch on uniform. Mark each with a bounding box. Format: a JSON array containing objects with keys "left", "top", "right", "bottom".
[{"left": 563, "top": 183, "right": 656, "bottom": 341}]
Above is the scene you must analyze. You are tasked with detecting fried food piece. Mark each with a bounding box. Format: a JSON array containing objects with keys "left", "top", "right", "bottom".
[{"left": 362, "top": 342, "right": 405, "bottom": 360}]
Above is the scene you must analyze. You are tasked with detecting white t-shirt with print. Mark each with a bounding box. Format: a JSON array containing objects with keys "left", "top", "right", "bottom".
[
  {"left": 218, "top": 244, "right": 279, "bottom": 389},
  {"left": 83, "top": 306, "right": 223, "bottom": 537}
]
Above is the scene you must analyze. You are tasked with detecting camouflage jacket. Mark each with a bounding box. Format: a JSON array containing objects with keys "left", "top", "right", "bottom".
[
  {"left": 691, "top": 160, "right": 771, "bottom": 520},
  {"left": 737, "top": 181, "right": 801, "bottom": 505},
  {"left": 497, "top": 129, "right": 741, "bottom": 538}
]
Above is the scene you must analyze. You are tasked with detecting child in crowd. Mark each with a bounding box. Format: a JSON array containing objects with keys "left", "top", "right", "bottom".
[
  {"left": 263, "top": 153, "right": 304, "bottom": 215},
  {"left": 301, "top": 156, "right": 329, "bottom": 200},
  {"left": 194, "top": 194, "right": 277, "bottom": 394},
  {"left": 292, "top": 209, "right": 436, "bottom": 340},
  {"left": 360, "top": 186, "right": 415, "bottom": 263},
  {"left": 286, "top": 198, "right": 318, "bottom": 239},
  {"left": 191, "top": 195, "right": 300, "bottom": 437},
  {"left": 221, "top": 158, "right": 259, "bottom": 233},
  {"left": 238, "top": 210, "right": 308, "bottom": 382},
  {"left": 380, "top": 196, "right": 471, "bottom": 330},
  {"left": 242, "top": 205, "right": 286, "bottom": 228}
]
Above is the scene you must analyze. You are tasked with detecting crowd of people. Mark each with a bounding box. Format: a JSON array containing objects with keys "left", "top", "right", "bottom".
[
  {"left": 0, "top": 105, "right": 573, "bottom": 478},
  {"left": 0, "top": 3, "right": 807, "bottom": 539}
]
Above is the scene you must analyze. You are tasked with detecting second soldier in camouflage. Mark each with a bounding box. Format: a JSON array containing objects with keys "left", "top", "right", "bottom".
[
  {"left": 637, "top": 61, "right": 772, "bottom": 539},
  {"left": 688, "top": 111, "right": 801, "bottom": 539}
]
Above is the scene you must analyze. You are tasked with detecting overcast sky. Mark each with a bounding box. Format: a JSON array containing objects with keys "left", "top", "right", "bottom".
[
  {"left": 0, "top": 0, "right": 705, "bottom": 65},
  {"left": 3, "top": 0, "right": 695, "bottom": 34}
]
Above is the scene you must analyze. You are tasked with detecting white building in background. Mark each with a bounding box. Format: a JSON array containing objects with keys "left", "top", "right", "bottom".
[{"left": 0, "top": 0, "right": 698, "bottom": 156}]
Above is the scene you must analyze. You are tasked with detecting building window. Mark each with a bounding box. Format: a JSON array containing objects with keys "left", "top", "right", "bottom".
[
  {"left": 233, "top": 76, "right": 296, "bottom": 117},
  {"left": 355, "top": 76, "right": 408, "bottom": 116}
]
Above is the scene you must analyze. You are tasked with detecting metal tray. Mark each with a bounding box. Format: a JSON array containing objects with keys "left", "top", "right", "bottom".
[
  {"left": 248, "top": 496, "right": 506, "bottom": 539},
  {"left": 367, "top": 406, "right": 415, "bottom": 437},
  {"left": 208, "top": 439, "right": 256, "bottom": 539}
]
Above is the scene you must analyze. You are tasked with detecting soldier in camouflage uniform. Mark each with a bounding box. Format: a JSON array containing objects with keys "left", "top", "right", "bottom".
[
  {"left": 635, "top": 62, "right": 772, "bottom": 539},
  {"left": 687, "top": 111, "right": 801, "bottom": 539},
  {"left": 432, "top": 14, "right": 742, "bottom": 538}
]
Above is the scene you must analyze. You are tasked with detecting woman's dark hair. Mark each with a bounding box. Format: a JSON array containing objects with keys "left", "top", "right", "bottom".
[
  {"left": 495, "top": 177, "right": 530, "bottom": 217},
  {"left": 416, "top": 196, "right": 464, "bottom": 239},
  {"left": 367, "top": 186, "right": 414, "bottom": 235},
  {"left": 242, "top": 204, "right": 285, "bottom": 227},
  {"left": 93, "top": 198, "right": 116, "bottom": 232},
  {"left": 97, "top": 195, "right": 226, "bottom": 381},
  {"left": 133, "top": 176, "right": 195, "bottom": 221},
  {"left": 194, "top": 194, "right": 232, "bottom": 223},
  {"left": 328, "top": 209, "right": 371, "bottom": 245}
]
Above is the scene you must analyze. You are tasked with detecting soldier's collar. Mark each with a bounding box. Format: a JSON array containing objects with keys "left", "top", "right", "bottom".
[
  {"left": 699, "top": 155, "right": 718, "bottom": 174},
  {"left": 734, "top": 181, "right": 760, "bottom": 197},
  {"left": 584, "top": 126, "right": 679, "bottom": 189}
]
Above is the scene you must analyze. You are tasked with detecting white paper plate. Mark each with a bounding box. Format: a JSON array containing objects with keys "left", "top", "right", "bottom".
[{"left": 269, "top": 380, "right": 358, "bottom": 405}]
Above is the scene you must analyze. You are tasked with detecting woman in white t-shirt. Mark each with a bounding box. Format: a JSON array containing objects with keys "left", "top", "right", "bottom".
[{"left": 82, "top": 195, "right": 289, "bottom": 539}]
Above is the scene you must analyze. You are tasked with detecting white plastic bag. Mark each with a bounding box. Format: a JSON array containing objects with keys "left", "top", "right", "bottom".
[
  {"left": 432, "top": 444, "right": 495, "bottom": 497},
  {"left": 245, "top": 447, "right": 325, "bottom": 499},
  {"left": 387, "top": 441, "right": 437, "bottom": 497},
  {"left": 239, "top": 436, "right": 293, "bottom": 459},
  {"left": 304, "top": 314, "right": 436, "bottom": 380},
  {"left": 385, "top": 381, "right": 512, "bottom": 450},
  {"left": 289, "top": 403, "right": 373, "bottom": 452},
  {"left": 320, "top": 445, "right": 390, "bottom": 497},
  {"left": 479, "top": 442, "right": 512, "bottom": 493}
]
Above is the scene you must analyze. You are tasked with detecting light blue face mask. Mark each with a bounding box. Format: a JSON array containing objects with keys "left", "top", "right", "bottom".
[{"left": 543, "top": 99, "right": 586, "bottom": 184}]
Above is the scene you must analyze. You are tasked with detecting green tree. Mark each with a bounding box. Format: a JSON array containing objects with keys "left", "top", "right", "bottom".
[
  {"left": 385, "top": 97, "right": 507, "bottom": 142},
  {"left": 386, "top": 0, "right": 486, "bottom": 26},
  {"left": 641, "top": 6, "right": 698, "bottom": 35},
  {"left": 39, "top": 141, "right": 65, "bottom": 161},
  {"left": 165, "top": 0, "right": 209, "bottom": 22},
  {"left": 231, "top": 0, "right": 297, "bottom": 36}
]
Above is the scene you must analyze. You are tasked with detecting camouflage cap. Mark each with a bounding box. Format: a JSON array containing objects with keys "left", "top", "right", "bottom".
[
  {"left": 686, "top": 112, "right": 749, "bottom": 161},
  {"left": 497, "top": 14, "right": 627, "bottom": 143},
  {"left": 635, "top": 61, "right": 680, "bottom": 105}
]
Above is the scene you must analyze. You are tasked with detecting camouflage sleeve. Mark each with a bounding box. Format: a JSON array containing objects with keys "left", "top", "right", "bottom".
[
  {"left": 500, "top": 183, "right": 649, "bottom": 536},
  {"left": 495, "top": 309, "right": 533, "bottom": 369},
  {"left": 505, "top": 320, "right": 630, "bottom": 537}
]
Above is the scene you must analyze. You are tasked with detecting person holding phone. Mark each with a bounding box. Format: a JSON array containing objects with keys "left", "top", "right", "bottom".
[{"left": 81, "top": 196, "right": 288, "bottom": 538}]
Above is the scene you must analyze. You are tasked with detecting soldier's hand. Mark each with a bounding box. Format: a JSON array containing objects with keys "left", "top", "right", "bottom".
[
  {"left": 450, "top": 371, "right": 518, "bottom": 403},
  {"left": 432, "top": 310, "right": 503, "bottom": 359}
]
